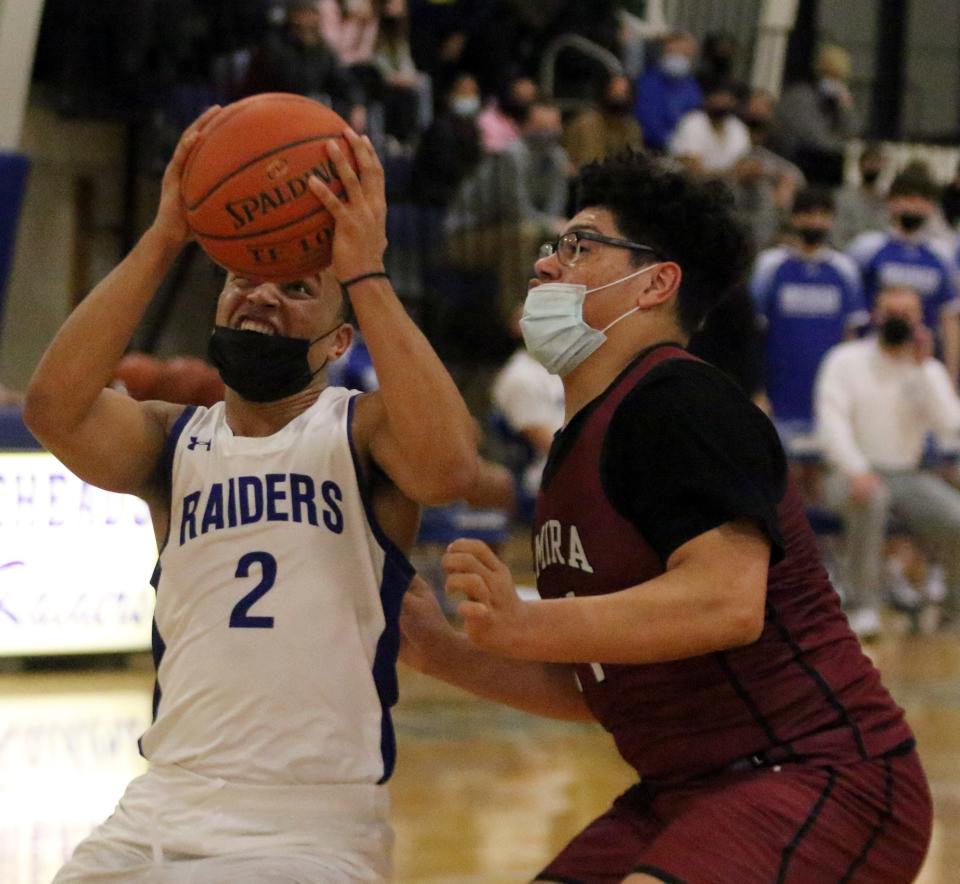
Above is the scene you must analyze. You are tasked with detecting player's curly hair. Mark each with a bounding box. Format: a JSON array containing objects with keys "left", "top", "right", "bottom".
[{"left": 576, "top": 150, "right": 753, "bottom": 335}]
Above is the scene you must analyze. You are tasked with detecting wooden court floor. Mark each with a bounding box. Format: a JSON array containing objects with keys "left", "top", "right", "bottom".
[{"left": 0, "top": 620, "right": 957, "bottom": 883}]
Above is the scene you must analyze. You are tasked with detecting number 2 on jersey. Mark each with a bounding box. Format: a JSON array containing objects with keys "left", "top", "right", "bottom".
[{"left": 229, "top": 551, "right": 276, "bottom": 628}]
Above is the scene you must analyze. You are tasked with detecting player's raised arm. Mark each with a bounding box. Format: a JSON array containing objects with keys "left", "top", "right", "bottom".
[
  {"left": 23, "top": 106, "right": 221, "bottom": 495},
  {"left": 308, "top": 129, "right": 477, "bottom": 504}
]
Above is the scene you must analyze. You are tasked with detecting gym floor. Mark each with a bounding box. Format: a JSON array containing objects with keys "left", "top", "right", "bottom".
[{"left": 0, "top": 618, "right": 957, "bottom": 883}]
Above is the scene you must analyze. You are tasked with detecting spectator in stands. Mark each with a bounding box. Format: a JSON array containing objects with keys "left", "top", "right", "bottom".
[
  {"left": 832, "top": 143, "right": 888, "bottom": 247},
  {"left": 317, "top": 0, "right": 386, "bottom": 142},
  {"left": 407, "top": 0, "right": 470, "bottom": 89},
  {"left": 476, "top": 76, "right": 538, "bottom": 154},
  {"left": 898, "top": 159, "right": 960, "bottom": 254},
  {"left": 371, "top": 0, "right": 431, "bottom": 147},
  {"left": 407, "top": 0, "right": 511, "bottom": 98},
  {"left": 445, "top": 99, "right": 570, "bottom": 322},
  {"left": 490, "top": 303, "right": 566, "bottom": 522},
  {"left": 318, "top": 0, "right": 379, "bottom": 71},
  {"left": 815, "top": 285, "right": 960, "bottom": 638},
  {"left": 775, "top": 44, "right": 859, "bottom": 186},
  {"left": 697, "top": 31, "right": 749, "bottom": 100},
  {"left": 634, "top": 31, "right": 702, "bottom": 152},
  {"left": 562, "top": 72, "right": 643, "bottom": 171},
  {"left": 730, "top": 89, "right": 804, "bottom": 249},
  {"left": 669, "top": 82, "right": 750, "bottom": 176},
  {"left": 410, "top": 72, "right": 482, "bottom": 208},
  {"left": 941, "top": 158, "right": 960, "bottom": 229},
  {"left": 752, "top": 187, "right": 868, "bottom": 435},
  {"left": 247, "top": 0, "right": 366, "bottom": 131},
  {"left": 521, "top": 103, "right": 573, "bottom": 218},
  {"left": 847, "top": 167, "right": 960, "bottom": 381}
]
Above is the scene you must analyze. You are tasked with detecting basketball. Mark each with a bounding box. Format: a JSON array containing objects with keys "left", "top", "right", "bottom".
[
  {"left": 156, "top": 356, "right": 225, "bottom": 406},
  {"left": 181, "top": 93, "right": 357, "bottom": 282},
  {"left": 115, "top": 352, "right": 164, "bottom": 400}
]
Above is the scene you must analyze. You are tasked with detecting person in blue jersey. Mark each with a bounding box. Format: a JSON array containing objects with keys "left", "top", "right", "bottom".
[
  {"left": 634, "top": 31, "right": 702, "bottom": 152},
  {"left": 847, "top": 167, "right": 960, "bottom": 381},
  {"left": 329, "top": 330, "right": 378, "bottom": 392},
  {"left": 751, "top": 187, "right": 868, "bottom": 439},
  {"left": 24, "top": 107, "right": 478, "bottom": 883}
]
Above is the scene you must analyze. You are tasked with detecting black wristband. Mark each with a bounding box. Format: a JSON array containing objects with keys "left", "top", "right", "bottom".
[{"left": 338, "top": 271, "right": 390, "bottom": 295}]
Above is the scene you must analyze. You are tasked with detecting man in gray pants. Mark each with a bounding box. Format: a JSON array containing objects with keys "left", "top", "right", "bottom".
[{"left": 815, "top": 285, "right": 960, "bottom": 638}]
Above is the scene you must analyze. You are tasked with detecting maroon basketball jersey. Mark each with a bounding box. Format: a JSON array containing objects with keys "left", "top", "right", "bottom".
[{"left": 534, "top": 345, "right": 913, "bottom": 783}]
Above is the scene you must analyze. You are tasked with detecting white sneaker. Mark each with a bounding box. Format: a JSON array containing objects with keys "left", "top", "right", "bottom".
[
  {"left": 884, "top": 556, "right": 924, "bottom": 612},
  {"left": 846, "top": 607, "right": 883, "bottom": 640},
  {"left": 924, "top": 565, "right": 948, "bottom": 604},
  {"left": 886, "top": 578, "right": 925, "bottom": 612}
]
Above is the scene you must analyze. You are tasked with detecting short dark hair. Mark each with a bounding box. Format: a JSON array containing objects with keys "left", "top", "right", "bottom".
[
  {"left": 792, "top": 186, "right": 835, "bottom": 215},
  {"left": 575, "top": 151, "right": 752, "bottom": 335},
  {"left": 703, "top": 81, "right": 737, "bottom": 101},
  {"left": 889, "top": 165, "right": 941, "bottom": 202}
]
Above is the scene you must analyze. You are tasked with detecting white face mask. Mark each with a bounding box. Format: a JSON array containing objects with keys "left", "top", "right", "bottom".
[
  {"left": 520, "top": 264, "right": 661, "bottom": 376},
  {"left": 450, "top": 96, "right": 480, "bottom": 117},
  {"left": 660, "top": 53, "right": 692, "bottom": 78}
]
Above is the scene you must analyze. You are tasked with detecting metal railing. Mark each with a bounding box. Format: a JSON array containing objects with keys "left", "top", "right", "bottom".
[{"left": 538, "top": 34, "right": 625, "bottom": 112}]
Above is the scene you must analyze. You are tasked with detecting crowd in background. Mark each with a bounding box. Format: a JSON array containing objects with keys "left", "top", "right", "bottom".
[{"left": 13, "top": 0, "right": 960, "bottom": 640}]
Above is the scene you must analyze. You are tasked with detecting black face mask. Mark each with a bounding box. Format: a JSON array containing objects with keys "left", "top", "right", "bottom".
[
  {"left": 879, "top": 316, "right": 914, "bottom": 346},
  {"left": 897, "top": 212, "right": 927, "bottom": 233},
  {"left": 709, "top": 56, "right": 734, "bottom": 78},
  {"left": 706, "top": 107, "right": 731, "bottom": 122},
  {"left": 602, "top": 98, "right": 632, "bottom": 115},
  {"left": 500, "top": 97, "right": 531, "bottom": 124},
  {"left": 796, "top": 227, "right": 828, "bottom": 247},
  {"left": 861, "top": 169, "right": 881, "bottom": 185},
  {"left": 207, "top": 325, "right": 338, "bottom": 402}
]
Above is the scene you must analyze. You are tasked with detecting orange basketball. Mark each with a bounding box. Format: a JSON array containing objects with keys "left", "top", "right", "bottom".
[
  {"left": 157, "top": 357, "right": 223, "bottom": 406},
  {"left": 181, "top": 93, "right": 357, "bottom": 282},
  {"left": 115, "top": 352, "right": 164, "bottom": 400}
]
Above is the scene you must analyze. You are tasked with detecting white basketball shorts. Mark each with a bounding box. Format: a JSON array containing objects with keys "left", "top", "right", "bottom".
[{"left": 52, "top": 763, "right": 393, "bottom": 883}]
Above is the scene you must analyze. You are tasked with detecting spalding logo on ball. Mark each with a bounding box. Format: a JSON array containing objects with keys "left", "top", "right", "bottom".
[{"left": 181, "top": 93, "right": 358, "bottom": 282}]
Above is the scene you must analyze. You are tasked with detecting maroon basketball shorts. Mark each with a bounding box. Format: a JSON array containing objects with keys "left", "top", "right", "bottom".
[{"left": 536, "top": 746, "right": 931, "bottom": 884}]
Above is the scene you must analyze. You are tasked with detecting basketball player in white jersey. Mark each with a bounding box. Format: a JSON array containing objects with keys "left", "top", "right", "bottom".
[{"left": 25, "top": 107, "right": 478, "bottom": 882}]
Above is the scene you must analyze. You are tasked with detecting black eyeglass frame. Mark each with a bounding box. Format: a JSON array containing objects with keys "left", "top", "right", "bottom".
[{"left": 539, "top": 230, "right": 661, "bottom": 266}]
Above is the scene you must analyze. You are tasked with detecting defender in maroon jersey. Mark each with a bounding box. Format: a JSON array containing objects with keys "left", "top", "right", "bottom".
[{"left": 399, "top": 151, "right": 931, "bottom": 883}]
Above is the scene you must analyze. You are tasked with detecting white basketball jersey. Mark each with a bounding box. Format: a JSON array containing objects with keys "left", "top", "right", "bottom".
[{"left": 138, "top": 386, "right": 414, "bottom": 786}]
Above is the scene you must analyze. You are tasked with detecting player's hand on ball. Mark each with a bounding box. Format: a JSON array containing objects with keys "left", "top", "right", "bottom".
[
  {"left": 308, "top": 129, "right": 387, "bottom": 282},
  {"left": 442, "top": 539, "right": 529, "bottom": 656},
  {"left": 153, "top": 105, "right": 221, "bottom": 249}
]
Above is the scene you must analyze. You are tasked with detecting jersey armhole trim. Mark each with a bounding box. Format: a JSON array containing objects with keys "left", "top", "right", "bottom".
[
  {"left": 156, "top": 405, "right": 197, "bottom": 558},
  {"left": 345, "top": 394, "right": 415, "bottom": 577}
]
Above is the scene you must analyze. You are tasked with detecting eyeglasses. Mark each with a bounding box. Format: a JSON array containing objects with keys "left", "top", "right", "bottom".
[{"left": 539, "top": 230, "right": 660, "bottom": 267}]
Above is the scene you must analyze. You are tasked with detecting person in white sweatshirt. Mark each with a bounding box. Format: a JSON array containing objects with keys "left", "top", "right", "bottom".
[{"left": 815, "top": 285, "right": 960, "bottom": 637}]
